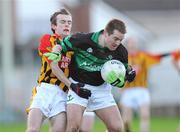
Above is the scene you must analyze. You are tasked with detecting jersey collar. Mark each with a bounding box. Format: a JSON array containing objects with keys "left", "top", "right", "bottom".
[
  {"left": 91, "top": 30, "right": 106, "bottom": 49},
  {"left": 52, "top": 33, "right": 62, "bottom": 40}
]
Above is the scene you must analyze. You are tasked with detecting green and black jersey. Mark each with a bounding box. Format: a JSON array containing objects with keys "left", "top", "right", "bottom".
[{"left": 61, "top": 30, "right": 128, "bottom": 86}]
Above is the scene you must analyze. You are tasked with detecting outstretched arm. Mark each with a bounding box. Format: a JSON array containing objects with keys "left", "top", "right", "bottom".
[
  {"left": 51, "top": 45, "right": 91, "bottom": 99},
  {"left": 50, "top": 62, "right": 71, "bottom": 88}
]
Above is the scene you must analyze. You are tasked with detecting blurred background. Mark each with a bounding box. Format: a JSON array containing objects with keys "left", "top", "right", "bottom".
[{"left": 0, "top": 0, "right": 180, "bottom": 131}]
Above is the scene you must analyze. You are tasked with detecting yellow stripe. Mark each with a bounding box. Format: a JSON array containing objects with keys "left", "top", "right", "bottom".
[
  {"left": 50, "top": 36, "right": 56, "bottom": 47},
  {"left": 51, "top": 78, "right": 58, "bottom": 84},
  {"left": 26, "top": 86, "right": 37, "bottom": 114}
]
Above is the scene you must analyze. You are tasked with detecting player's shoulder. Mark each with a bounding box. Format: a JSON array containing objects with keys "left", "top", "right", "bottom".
[
  {"left": 117, "top": 44, "right": 128, "bottom": 53},
  {"left": 39, "top": 34, "right": 59, "bottom": 45},
  {"left": 38, "top": 34, "right": 52, "bottom": 50},
  {"left": 119, "top": 44, "right": 127, "bottom": 50},
  {"left": 40, "top": 34, "right": 51, "bottom": 41},
  {"left": 71, "top": 32, "right": 93, "bottom": 40}
]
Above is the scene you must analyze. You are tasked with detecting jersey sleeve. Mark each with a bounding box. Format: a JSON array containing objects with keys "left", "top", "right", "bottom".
[
  {"left": 62, "top": 33, "right": 87, "bottom": 52},
  {"left": 38, "top": 34, "right": 53, "bottom": 63},
  {"left": 143, "top": 52, "right": 162, "bottom": 68},
  {"left": 117, "top": 44, "right": 128, "bottom": 68}
]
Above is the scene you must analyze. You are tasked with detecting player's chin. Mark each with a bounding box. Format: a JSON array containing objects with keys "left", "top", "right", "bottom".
[
  {"left": 63, "top": 31, "right": 70, "bottom": 36},
  {"left": 109, "top": 46, "right": 118, "bottom": 51}
]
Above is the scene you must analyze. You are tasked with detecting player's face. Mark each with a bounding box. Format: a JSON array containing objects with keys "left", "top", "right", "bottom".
[
  {"left": 104, "top": 29, "right": 124, "bottom": 51},
  {"left": 52, "top": 14, "right": 72, "bottom": 38}
]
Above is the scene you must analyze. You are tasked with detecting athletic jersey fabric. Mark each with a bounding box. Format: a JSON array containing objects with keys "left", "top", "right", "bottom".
[
  {"left": 61, "top": 30, "right": 128, "bottom": 86},
  {"left": 37, "top": 34, "right": 73, "bottom": 91}
]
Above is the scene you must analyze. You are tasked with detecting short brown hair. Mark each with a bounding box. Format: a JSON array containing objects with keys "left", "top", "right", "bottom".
[
  {"left": 105, "top": 19, "right": 126, "bottom": 35},
  {"left": 50, "top": 8, "right": 71, "bottom": 33}
]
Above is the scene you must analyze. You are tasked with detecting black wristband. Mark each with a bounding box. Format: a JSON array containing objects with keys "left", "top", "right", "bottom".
[{"left": 70, "top": 83, "right": 77, "bottom": 91}]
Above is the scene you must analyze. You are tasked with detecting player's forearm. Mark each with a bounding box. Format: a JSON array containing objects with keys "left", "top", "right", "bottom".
[{"left": 50, "top": 62, "right": 71, "bottom": 88}]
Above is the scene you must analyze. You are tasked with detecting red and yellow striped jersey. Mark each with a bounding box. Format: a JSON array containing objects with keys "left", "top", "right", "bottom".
[
  {"left": 125, "top": 51, "right": 162, "bottom": 89},
  {"left": 37, "top": 34, "right": 73, "bottom": 92}
]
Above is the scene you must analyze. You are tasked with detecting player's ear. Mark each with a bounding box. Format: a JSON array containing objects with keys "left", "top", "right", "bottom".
[
  {"left": 51, "top": 24, "right": 56, "bottom": 31},
  {"left": 104, "top": 30, "right": 108, "bottom": 37}
]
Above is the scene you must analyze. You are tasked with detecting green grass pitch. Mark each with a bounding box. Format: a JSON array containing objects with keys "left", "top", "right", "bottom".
[{"left": 0, "top": 117, "right": 179, "bottom": 132}]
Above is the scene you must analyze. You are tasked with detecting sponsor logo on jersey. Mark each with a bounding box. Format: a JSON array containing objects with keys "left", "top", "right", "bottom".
[
  {"left": 59, "top": 56, "right": 71, "bottom": 68},
  {"left": 87, "top": 47, "right": 93, "bottom": 53},
  {"left": 107, "top": 55, "right": 113, "bottom": 59},
  {"left": 80, "top": 61, "right": 102, "bottom": 71}
]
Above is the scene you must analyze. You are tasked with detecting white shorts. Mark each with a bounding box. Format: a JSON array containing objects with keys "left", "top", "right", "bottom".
[
  {"left": 83, "top": 111, "right": 95, "bottom": 117},
  {"left": 67, "top": 78, "right": 116, "bottom": 111},
  {"left": 30, "top": 83, "right": 67, "bottom": 118},
  {"left": 120, "top": 87, "right": 150, "bottom": 109}
]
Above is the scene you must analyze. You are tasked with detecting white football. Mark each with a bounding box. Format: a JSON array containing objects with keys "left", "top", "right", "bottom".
[{"left": 101, "top": 60, "right": 126, "bottom": 83}]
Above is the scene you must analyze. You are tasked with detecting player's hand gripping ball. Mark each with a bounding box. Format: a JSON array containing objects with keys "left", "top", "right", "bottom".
[{"left": 101, "top": 60, "right": 126, "bottom": 88}]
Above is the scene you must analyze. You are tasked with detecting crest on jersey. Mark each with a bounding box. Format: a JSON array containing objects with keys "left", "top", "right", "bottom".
[
  {"left": 87, "top": 47, "right": 93, "bottom": 53},
  {"left": 107, "top": 55, "right": 113, "bottom": 59}
]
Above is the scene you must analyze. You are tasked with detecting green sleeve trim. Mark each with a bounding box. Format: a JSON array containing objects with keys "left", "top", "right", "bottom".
[
  {"left": 91, "top": 30, "right": 106, "bottom": 49},
  {"left": 91, "top": 31, "right": 100, "bottom": 44},
  {"left": 60, "top": 41, "right": 67, "bottom": 53},
  {"left": 62, "top": 35, "right": 72, "bottom": 52},
  {"left": 56, "top": 39, "right": 67, "bottom": 53},
  {"left": 124, "top": 63, "right": 129, "bottom": 69}
]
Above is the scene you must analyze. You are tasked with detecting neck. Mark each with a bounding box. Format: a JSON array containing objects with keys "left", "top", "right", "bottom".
[{"left": 98, "top": 32, "right": 105, "bottom": 47}]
